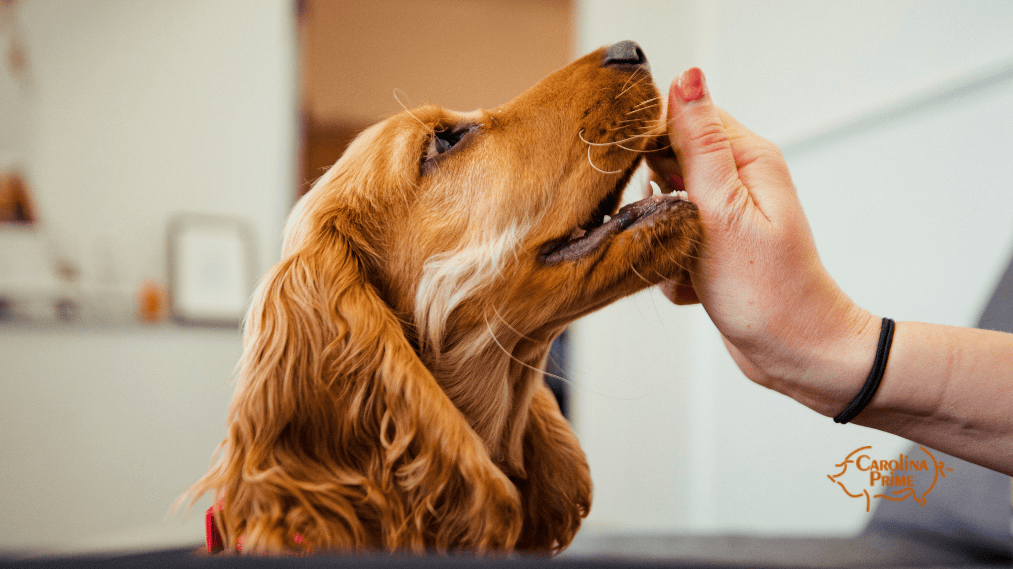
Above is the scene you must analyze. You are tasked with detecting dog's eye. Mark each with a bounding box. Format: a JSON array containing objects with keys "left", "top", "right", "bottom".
[{"left": 424, "top": 126, "right": 474, "bottom": 163}]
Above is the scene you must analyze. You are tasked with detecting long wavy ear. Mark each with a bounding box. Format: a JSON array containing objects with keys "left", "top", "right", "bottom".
[
  {"left": 185, "top": 228, "right": 521, "bottom": 553},
  {"left": 514, "top": 382, "right": 592, "bottom": 553}
]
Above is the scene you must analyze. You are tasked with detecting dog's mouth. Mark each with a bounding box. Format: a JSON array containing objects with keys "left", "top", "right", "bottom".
[{"left": 539, "top": 158, "right": 690, "bottom": 264}]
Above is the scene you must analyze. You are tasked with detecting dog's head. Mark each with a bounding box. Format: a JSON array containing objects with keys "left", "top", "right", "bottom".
[
  {"left": 291, "top": 39, "right": 698, "bottom": 368},
  {"left": 193, "top": 42, "right": 700, "bottom": 554}
]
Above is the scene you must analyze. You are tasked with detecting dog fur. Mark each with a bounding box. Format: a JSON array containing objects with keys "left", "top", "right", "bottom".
[{"left": 186, "top": 44, "right": 701, "bottom": 555}]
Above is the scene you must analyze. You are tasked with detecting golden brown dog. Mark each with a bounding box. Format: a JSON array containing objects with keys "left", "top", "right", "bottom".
[{"left": 186, "top": 41, "right": 700, "bottom": 555}]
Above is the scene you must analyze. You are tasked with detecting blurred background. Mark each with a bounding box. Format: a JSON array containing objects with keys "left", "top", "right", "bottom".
[{"left": 2, "top": 0, "right": 1013, "bottom": 558}]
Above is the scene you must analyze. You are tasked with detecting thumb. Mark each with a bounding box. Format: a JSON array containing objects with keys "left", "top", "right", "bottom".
[{"left": 665, "top": 68, "right": 747, "bottom": 216}]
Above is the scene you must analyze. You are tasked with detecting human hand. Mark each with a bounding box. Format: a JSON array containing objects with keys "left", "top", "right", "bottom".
[{"left": 648, "top": 68, "right": 879, "bottom": 415}]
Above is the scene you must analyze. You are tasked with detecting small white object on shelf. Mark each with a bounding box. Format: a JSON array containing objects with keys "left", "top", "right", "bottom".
[{"left": 167, "top": 214, "right": 256, "bottom": 326}]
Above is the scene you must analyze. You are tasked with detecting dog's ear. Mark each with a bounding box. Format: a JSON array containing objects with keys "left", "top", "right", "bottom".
[
  {"left": 187, "top": 227, "right": 522, "bottom": 553},
  {"left": 514, "top": 383, "right": 592, "bottom": 553}
]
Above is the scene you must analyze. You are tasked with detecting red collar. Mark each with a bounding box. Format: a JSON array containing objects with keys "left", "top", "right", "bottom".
[
  {"left": 205, "top": 506, "right": 225, "bottom": 554},
  {"left": 206, "top": 505, "right": 304, "bottom": 553}
]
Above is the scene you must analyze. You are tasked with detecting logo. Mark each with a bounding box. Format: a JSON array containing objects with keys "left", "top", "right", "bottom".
[{"left": 828, "top": 446, "right": 952, "bottom": 511}]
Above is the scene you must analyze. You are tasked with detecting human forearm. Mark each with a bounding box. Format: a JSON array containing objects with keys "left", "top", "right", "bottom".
[{"left": 855, "top": 321, "right": 1013, "bottom": 475}]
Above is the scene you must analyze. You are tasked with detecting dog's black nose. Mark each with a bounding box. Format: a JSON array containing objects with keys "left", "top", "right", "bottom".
[{"left": 603, "top": 40, "right": 648, "bottom": 69}]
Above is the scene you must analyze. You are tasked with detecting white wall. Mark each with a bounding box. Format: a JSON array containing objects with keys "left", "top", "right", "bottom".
[
  {"left": 0, "top": 0, "right": 297, "bottom": 554},
  {"left": 18, "top": 0, "right": 297, "bottom": 290},
  {"left": 0, "top": 328, "right": 241, "bottom": 553},
  {"left": 572, "top": 0, "right": 1013, "bottom": 536}
]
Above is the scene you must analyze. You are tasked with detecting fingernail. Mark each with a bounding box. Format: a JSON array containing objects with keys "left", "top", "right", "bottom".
[{"left": 677, "top": 68, "right": 705, "bottom": 102}]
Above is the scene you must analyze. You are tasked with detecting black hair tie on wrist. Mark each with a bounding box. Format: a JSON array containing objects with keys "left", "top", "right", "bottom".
[{"left": 834, "top": 317, "right": 896, "bottom": 424}]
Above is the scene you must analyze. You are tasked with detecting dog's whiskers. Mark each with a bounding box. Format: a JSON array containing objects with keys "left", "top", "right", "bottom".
[
  {"left": 612, "top": 118, "right": 660, "bottom": 127},
  {"left": 616, "top": 142, "right": 672, "bottom": 154},
  {"left": 585, "top": 146, "right": 623, "bottom": 174},
  {"left": 482, "top": 315, "right": 651, "bottom": 401},
  {"left": 615, "top": 74, "right": 647, "bottom": 100},
  {"left": 646, "top": 142, "right": 673, "bottom": 153},
  {"left": 615, "top": 67, "right": 643, "bottom": 98},
  {"left": 393, "top": 88, "right": 433, "bottom": 133},
  {"left": 630, "top": 96, "right": 660, "bottom": 110},
  {"left": 629, "top": 264, "right": 653, "bottom": 286},
  {"left": 579, "top": 128, "right": 656, "bottom": 148},
  {"left": 580, "top": 128, "right": 669, "bottom": 154},
  {"left": 626, "top": 104, "right": 659, "bottom": 116},
  {"left": 490, "top": 307, "right": 541, "bottom": 345}
]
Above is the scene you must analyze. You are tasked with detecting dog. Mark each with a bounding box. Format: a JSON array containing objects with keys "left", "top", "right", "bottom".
[{"left": 186, "top": 40, "right": 700, "bottom": 555}]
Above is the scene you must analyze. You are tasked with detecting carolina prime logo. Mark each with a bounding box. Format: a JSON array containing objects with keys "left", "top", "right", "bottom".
[{"left": 827, "top": 446, "right": 952, "bottom": 512}]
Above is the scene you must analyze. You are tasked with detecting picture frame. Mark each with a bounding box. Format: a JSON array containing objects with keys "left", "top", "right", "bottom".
[{"left": 167, "top": 214, "right": 256, "bottom": 326}]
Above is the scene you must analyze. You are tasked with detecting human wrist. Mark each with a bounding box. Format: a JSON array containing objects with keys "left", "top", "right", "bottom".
[
  {"left": 851, "top": 321, "right": 949, "bottom": 428},
  {"left": 749, "top": 293, "right": 880, "bottom": 418},
  {"left": 796, "top": 302, "right": 881, "bottom": 417}
]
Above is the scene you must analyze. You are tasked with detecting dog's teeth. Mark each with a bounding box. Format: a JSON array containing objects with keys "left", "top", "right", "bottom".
[
  {"left": 644, "top": 180, "right": 660, "bottom": 199},
  {"left": 603, "top": 215, "right": 611, "bottom": 223},
  {"left": 674, "top": 190, "right": 689, "bottom": 201}
]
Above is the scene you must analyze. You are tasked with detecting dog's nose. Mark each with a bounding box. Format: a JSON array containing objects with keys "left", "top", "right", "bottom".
[{"left": 603, "top": 40, "right": 648, "bottom": 69}]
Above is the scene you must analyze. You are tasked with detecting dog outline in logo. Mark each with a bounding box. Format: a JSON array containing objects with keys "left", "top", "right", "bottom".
[{"left": 827, "top": 446, "right": 949, "bottom": 512}]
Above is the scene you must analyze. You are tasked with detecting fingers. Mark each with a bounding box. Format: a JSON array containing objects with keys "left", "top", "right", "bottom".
[
  {"left": 665, "top": 68, "right": 748, "bottom": 217},
  {"left": 712, "top": 105, "right": 797, "bottom": 219}
]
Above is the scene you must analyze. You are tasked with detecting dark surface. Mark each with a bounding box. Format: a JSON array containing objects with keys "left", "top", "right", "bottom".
[
  {"left": 977, "top": 248, "right": 1013, "bottom": 334},
  {"left": 563, "top": 530, "right": 1013, "bottom": 567},
  {"left": 866, "top": 446, "right": 1013, "bottom": 557},
  {"left": 4, "top": 529, "right": 1013, "bottom": 569}
]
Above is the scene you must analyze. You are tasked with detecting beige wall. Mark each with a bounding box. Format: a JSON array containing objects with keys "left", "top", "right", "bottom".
[{"left": 301, "top": 0, "right": 574, "bottom": 124}]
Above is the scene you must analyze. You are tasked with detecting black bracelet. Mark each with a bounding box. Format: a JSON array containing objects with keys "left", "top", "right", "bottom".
[{"left": 833, "top": 317, "right": 896, "bottom": 424}]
